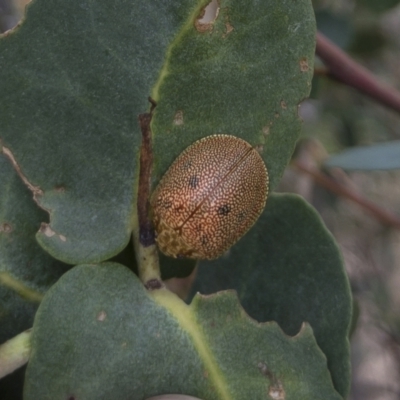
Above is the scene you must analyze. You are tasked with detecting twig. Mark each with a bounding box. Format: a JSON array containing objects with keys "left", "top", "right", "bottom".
[
  {"left": 0, "top": 329, "right": 31, "bottom": 378},
  {"left": 316, "top": 32, "right": 400, "bottom": 114},
  {"left": 293, "top": 160, "right": 400, "bottom": 229},
  {"left": 134, "top": 98, "right": 163, "bottom": 287},
  {"left": 138, "top": 112, "right": 155, "bottom": 248}
]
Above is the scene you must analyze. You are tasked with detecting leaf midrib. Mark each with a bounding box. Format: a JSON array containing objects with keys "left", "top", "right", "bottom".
[{"left": 150, "top": 288, "right": 232, "bottom": 400}]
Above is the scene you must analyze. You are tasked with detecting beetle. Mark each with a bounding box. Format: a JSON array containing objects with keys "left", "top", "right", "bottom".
[{"left": 151, "top": 135, "right": 269, "bottom": 259}]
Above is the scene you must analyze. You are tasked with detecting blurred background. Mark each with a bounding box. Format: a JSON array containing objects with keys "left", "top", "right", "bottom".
[{"left": 1, "top": 0, "right": 400, "bottom": 398}]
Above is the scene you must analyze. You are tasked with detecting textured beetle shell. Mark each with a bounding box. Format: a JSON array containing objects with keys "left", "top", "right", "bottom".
[{"left": 151, "top": 134, "right": 269, "bottom": 260}]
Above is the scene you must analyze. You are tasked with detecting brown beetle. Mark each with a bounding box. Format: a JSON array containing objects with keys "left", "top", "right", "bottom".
[{"left": 151, "top": 135, "right": 269, "bottom": 259}]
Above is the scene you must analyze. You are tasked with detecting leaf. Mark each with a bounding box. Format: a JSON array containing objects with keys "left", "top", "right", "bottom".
[
  {"left": 0, "top": 153, "right": 69, "bottom": 344},
  {"left": 151, "top": 0, "right": 316, "bottom": 192},
  {"left": 190, "top": 194, "right": 352, "bottom": 398},
  {"left": 25, "top": 263, "right": 343, "bottom": 400},
  {"left": 0, "top": 153, "right": 69, "bottom": 398},
  {"left": 0, "top": 0, "right": 315, "bottom": 265},
  {"left": 0, "top": 0, "right": 201, "bottom": 263},
  {"left": 325, "top": 141, "right": 400, "bottom": 171}
]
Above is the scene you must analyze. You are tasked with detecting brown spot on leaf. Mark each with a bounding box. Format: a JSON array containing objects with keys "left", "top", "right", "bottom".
[
  {"left": 225, "top": 21, "right": 234, "bottom": 35},
  {"left": 0, "top": 223, "right": 12, "bottom": 233},
  {"left": 299, "top": 57, "right": 309, "bottom": 72},
  {"left": 41, "top": 223, "right": 55, "bottom": 238},
  {"left": 55, "top": 185, "right": 66, "bottom": 193},
  {"left": 254, "top": 144, "right": 264, "bottom": 153},
  {"left": 262, "top": 126, "right": 270, "bottom": 136},
  {"left": 195, "top": 0, "right": 219, "bottom": 33},
  {"left": 39, "top": 223, "right": 67, "bottom": 242},
  {"left": 269, "top": 384, "right": 285, "bottom": 400},
  {"left": 258, "top": 362, "right": 286, "bottom": 399},
  {"left": 97, "top": 311, "right": 107, "bottom": 321},
  {"left": 173, "top": 110, "right": 184, "bottom": 126},
  {"left": 280, "top": 100, "right": 287, "bottom": 110}
]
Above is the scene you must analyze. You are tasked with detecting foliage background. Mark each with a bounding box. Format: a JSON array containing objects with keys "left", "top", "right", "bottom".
[
  {"left": 1, "top": 0, "right": 400, "bottom": 399},
  {"left": 285, "top": 1, "right": 400, "bottom": 399}
]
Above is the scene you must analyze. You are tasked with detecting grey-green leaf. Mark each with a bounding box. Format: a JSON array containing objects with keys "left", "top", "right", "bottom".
[
  {"left": 24, "top": 263, "right": 342, "bottom": 400},
  {"left": 0, "top": 153, "right": 69, "bottom": 343},
  {"left": 0, "top": 0, "right": 315, "bottom": 264},
  {"left": 151, "top": 0, "right": 316, "bottom": 192},
  {"left": 325, "top": 141, "right": 400, "bottom": 171},
  {"left": 190, "top": 194, "right": 352, "bottom": 398}
]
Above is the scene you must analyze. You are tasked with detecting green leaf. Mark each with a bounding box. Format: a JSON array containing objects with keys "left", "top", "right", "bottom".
[
  {"left": 151, "top": 0, "right": 316, "bottom": 192},
  {"left": 0, "top": 153, "right": 69, "bottom": 343},
  {"left": 25, "top": 263, "right": 342, "bottom": 400},
  {"left": 0, "top": 0, "right": 315, "bottom": 265},
  {"left": 325, "top": 141, "right": 400, "bottom": 171},
  {"left": 0, "top": 0, "right": 201, "bottom": 264},
  {"left": 190, "top": 194, "right": 352, "bottom": 398}
]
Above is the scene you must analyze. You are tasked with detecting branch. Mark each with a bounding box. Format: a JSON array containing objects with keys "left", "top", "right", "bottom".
[
  {"left": 294, "top": 160, "right": 400, "bottom": 229},
  {"left": 316, "top": 32, "right": 400, "bottom": 114}
]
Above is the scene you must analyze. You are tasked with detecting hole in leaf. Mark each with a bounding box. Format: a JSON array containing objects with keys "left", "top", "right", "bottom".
[{"left": 195, "top": 0, "right": 220, "bottom": 32}]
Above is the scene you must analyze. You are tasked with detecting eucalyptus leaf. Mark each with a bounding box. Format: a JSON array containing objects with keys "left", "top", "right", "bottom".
[
  {"left": 191, "top": 194, "right": 352, "bottom": 398},
  {"left": 325, "top": 141, "right": 400, "bottom": 171},
  {"left": 0, "top": 0, "right": 315, "bottom": 265},
  {"left": 0, "top": 153, "right": 69, "bottom": 343},
  {"left": 0, "top": 153, "right": 68, "bottom": 397},
  {"left": 25, "top": 263, "right": 342, "bottom": 400}
]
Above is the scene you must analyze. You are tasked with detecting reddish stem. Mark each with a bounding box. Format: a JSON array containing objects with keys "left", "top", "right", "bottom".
[
  {"left": 137, "top": 99, "right": 156, "bottom": 247},
  {"left": 316, "top": 32, "right": 400, "bottom": 114},
  {"left": 294, "top": 160, "right": 400, "bottom": 229}
]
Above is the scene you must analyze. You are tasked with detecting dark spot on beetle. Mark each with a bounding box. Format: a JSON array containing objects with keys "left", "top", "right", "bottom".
[
  {"left": 201, "top": 235, "right": 208, "bottom": 246},
  {"left": 188, "top": 175, "right": 199, "bottom": 188},
  {"left": 174, "top": 204, "right": 184, "bottom": 212},
  {"left": 218, "top": 204, "right": 231, "bottom": 216}
]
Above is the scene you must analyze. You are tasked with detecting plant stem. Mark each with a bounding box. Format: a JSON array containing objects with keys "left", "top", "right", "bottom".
[
  {"left": 0, "top": 329, "right": 31, "bottom": 378},
  {"left": 316, "top": 32, "right": 400, "bottom": 114},
  {"left": 134, "top": 100, "right": 163, "bottom": 288},
  {"left": 294, "top": 160, "right": 400, "bottom": 229}
]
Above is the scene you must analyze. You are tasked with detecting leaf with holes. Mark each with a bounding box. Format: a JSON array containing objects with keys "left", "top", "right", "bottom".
[
  {"left": 25, "top": 263, "right": 343, "bottom": 400},
  {"left": 0, "top": 153, "right": 69, "bottom": 396},
  {"left": 191, "top": 194, "right": 352, "bottom": 398},
  {"left": 0, "top": 153, "right": 69, "bottom": 344},
  {"left": 0, "top": 0, "right": 315, "bottom": 266}
]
